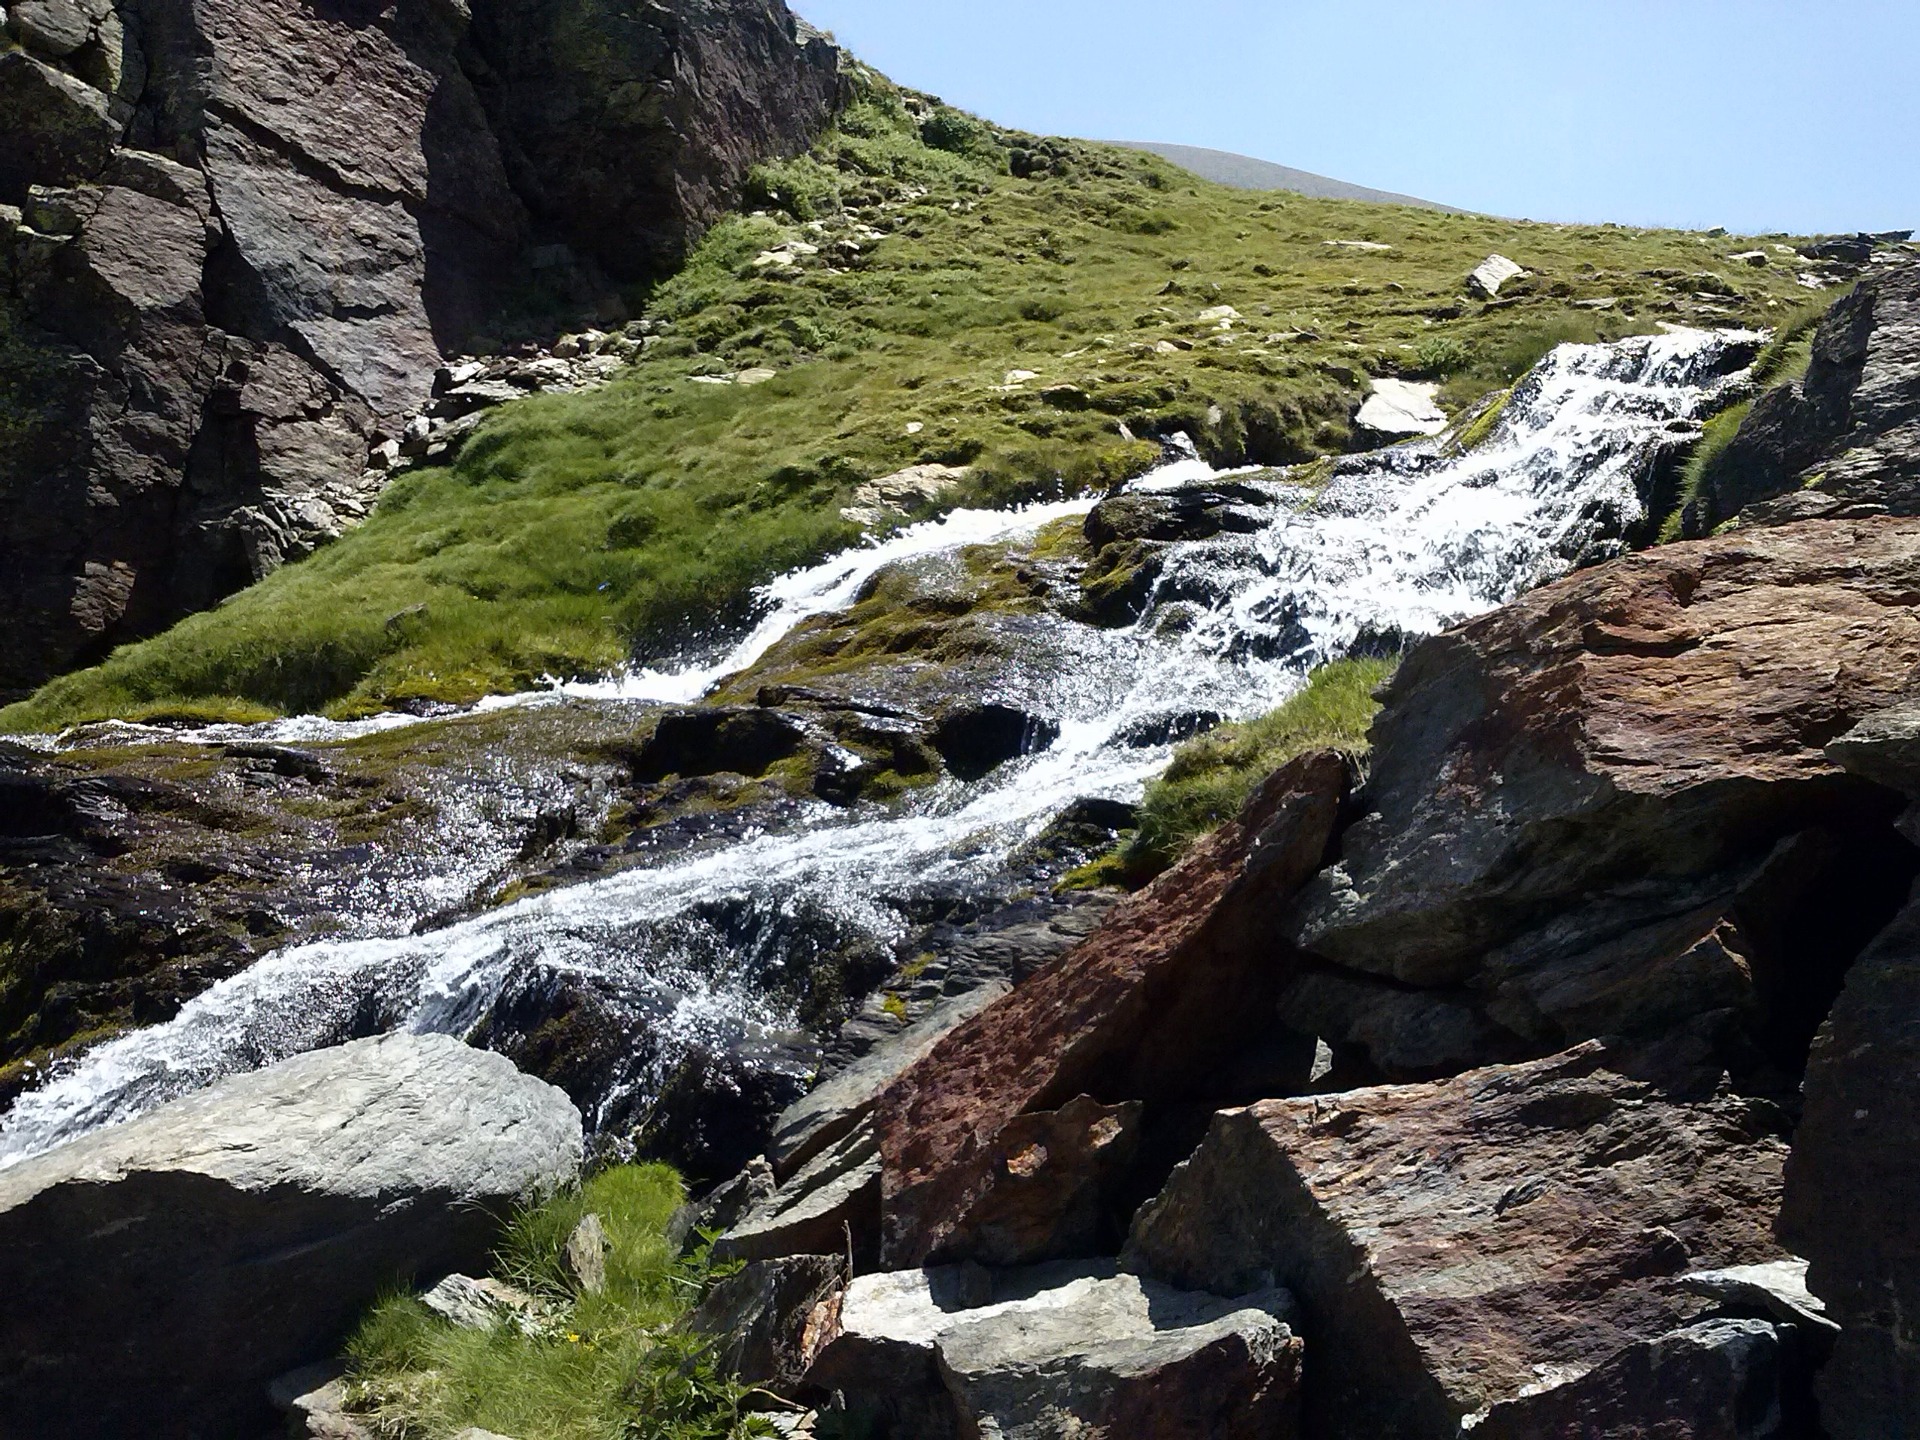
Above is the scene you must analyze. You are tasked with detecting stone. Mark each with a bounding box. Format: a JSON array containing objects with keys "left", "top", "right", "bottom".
[
  {"left": 716, "top": 1119, "right": 882, "bottom": 1268},
  {"left": 421, "top": 1273, "right": 544, "bottom": 1332},
  {"left": 0, "top": 51, "right": 116, "bottom": 203},
  {"left": 1682, "top": 260, "right": 1920, "bottom": 534},
  {"left": 805, "top": 1260, "right": 1301, "bottom": 1440},
  {"left": 1469, "top": 1319, "right": 1796, "bottom": 1440},
  {"left": 1778, "top": 891, "right": 1920, "bottom": 1439},
  {"left": 7, "top": 0, "right": 105, "bottom": 58},
  {"left": 877, "top": 750, "right": 1354, "bottom": 1269},
  {"left": 686, "top": 1253, "right": 847, "bottom": 1391},
  {"left": 1355, "top": 377, "right": 1448, "bottom": 438},
  {"left": 1285, "top": 519, "right": 1920, "bottom": 1077},
  {"left": 927, "top": 702, "right": 1059, "bottom": 781},
  {"left": 0, "top": 1034, "right": 582, "bottom": 1439},
  {"left": 1083, "top": 484, "right": 1274, "bottom": 549},
  {"left": 270, "top": 1363, "right": 376, "bottom": 1440},
  {"left": 668, "top": 1156, "right": 778, "bottom": 1254},
  {"left": 1680, "top": 1259, "right": 1836, "bottom": 1336},
  {"left": 566, "top": 1212, "right": 609, "bottom": 1294},
  {"left": 737, "top": 366, "right": 779, "bottom": 385},
  {"left": 1125, "top": 1043, "right": 1792, "bottom": 1438},
  {"left": 840, "top": 462, "right": 974, "bottom": 528},
  {"left": 1468, "top": 253, "right": 1527, "bottom": 298}
]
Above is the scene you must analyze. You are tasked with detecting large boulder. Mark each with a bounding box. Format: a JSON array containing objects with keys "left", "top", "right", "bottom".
[
  {"left": 0, "top": 1033, "right": 581, "bottom": 1439},
  {"left": 803, "top": 1260, "right": 1302, "bottom": 1440},
  {"left": 1285, "top": 518, "right": 1920, "bottom": 1082},
  {"left": 876, "top": 749, "right": 1355, "bottom": 1269},
  {"left": 1778, "top": 702, "right": 1920, "bottom": 1440},
  {"left": 1683, "top": 260, "right": 1920, "bottom": 534},
  {"left": 1124, "top": 1043, "right": 1794, "bottom": 1438}
]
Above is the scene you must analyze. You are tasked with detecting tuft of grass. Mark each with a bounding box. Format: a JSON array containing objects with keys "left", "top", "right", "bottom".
[
  {"left": 1118, "top": 657, "right": 1395, "bottom": 880},
  {"left": 345, "top": 1163, "right": 773, "bottom": 1440},
  {"left": 2, "top": 66, "right": 1824, "bottom": 732}
]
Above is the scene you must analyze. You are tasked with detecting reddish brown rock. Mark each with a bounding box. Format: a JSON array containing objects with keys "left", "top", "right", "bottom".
[
  {"left": 876, "top": 749, "right": 1355, "bottom": 1269},
  {"left": 1287, "top": 519, "right": 1920, "bottom": 1076},
  {"left": 1125, "top": 1043, "right": 1793, "bottom": 1438}
]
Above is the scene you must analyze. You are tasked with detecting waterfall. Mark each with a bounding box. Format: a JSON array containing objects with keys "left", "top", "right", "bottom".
[{"left": 0, "top": 327, "right": 1757, "bottom": 1169}]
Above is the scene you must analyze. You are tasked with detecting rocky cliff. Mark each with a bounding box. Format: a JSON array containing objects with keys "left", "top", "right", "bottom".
[{"left": 0, "top": 0, "right": 842, "bottom": 700}]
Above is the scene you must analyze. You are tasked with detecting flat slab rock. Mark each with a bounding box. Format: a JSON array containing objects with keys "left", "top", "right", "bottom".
[
  {"left": 1356, "top": 378, "right": 1447, "bottom": 438},
  {"left": 805, "top": 1259, "right": 1301, "bottom": 1440},
  {"left": 0, "top": 1033, "right": 581, "bottom": 1439},
  {"left": 1124, "top": 1042, "right": 1791, "bottom": 1439}
]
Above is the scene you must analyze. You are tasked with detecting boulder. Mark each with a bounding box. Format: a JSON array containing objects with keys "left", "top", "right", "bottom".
[
  {"left": 927, "top": 702, "right": 1059, "bottom": 782},
  {"left": 1683, "top": 260, "right": 1920, "bottom": 534},
  {"left": 0, "top": 1034, "right": 582, "bottom": 1439},
  {"left": 1355, "top": 377, "right": 1447, "bottom": 438},
  {"left": 1286, "top": 518, "right": 1920, "bottom": 1079},
  {"left": 686, "top": 1253, "right": 847, "bottom": 1391},
  {"left": 1125, "top": 1043, "right": 1792, "bottom": 1438},
  {"left": 1470, "top": 1319, "right": 1796, "bottom": 1440},
  {"left": 716, "top": 1119, "right": 883, "bottom": 1268},
  {"left": 1778, "top": 886, "right": 1920, "bottom": 1439},
  {"left": 877, "top": 750, "right": 1354, "bottom": 1269},
  {"left": 1468, "top": 253, "right": 1527, "bottom": 298},
  {"left": 0, "top": 50, "right": 116, "bottom": 202},
  {"left": 804, "top": 1260, "right": 1301, "bottom": 1440},
  {"left": 1082, "top": 484, "right": 1274, "bottom": 548}
]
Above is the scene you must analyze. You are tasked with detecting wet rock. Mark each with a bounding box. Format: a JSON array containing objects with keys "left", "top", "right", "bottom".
[
  {"left": 1083, "top": 485, "right": 1273, "bottom": 548},
  {"left": 1124, "top": 1043, "right": 1792, "bottom": 1438},
  {"left": 1469, "top": 1318, "right": 1797, "bottom": 1440},
  {"left": 1287, "top": 518, "right": 1920, "bottom": 1075},
  {"left": 928, "top": 703, "right": 1059, "bottom": 782},
  {"left": 630, "top": 706, "right": 810, "bottom": 783},
  {"left": 687, "top": 1253, "right": 847, "bottom": 1391},
  {"left": 1683, "top": 260, "right": 1920, "bottom": 533},
  {"left": 0, "top": 1034, "right": 581, "bottom": 1439},
  {"left": 878, "top": 750, "right": 1354, "bottom": 1269},
  {"left": 717, "top": 1119, "right": 883, "bottom": 1268},
  {"left": 1778, "top": 890, "right": 1920, "bottom": 1439},
  {"left": 804, "top": 1260, "right": 1301, "bottom": 1440}
]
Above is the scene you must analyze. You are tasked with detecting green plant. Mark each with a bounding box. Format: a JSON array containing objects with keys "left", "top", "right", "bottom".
[
  {"left": 344, "top": 1164, "right": 774, "bottom": 1440},
  {"left": 1414, "top": 335, "right": 1472, "bottom": 377}
]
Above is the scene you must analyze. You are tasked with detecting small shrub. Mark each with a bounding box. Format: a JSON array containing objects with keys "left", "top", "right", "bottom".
[{"left": 1414, "top": 335, "right": 1472, "bottom": 377}]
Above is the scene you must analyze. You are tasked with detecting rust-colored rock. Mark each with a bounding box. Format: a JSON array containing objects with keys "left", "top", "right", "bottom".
[
  {"left": 876, "top": 748, "right": 1355, "bottom": 1269},
  {"left": 1125, "top": 1043, "right": 1793, "bottom": 1438},
  {"left": 1287, "top": 518, "right": 1920, "bottom": 1077}
]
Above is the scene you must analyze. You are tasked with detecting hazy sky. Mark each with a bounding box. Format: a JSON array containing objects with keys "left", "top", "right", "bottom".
[{"left": 797, "top": 0, "right": 1917, "bottom": 237}]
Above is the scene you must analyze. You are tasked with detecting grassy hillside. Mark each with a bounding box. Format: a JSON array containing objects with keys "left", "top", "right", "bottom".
[{"left": 2, "top": 68, "right": 1822, "bottom": 730}]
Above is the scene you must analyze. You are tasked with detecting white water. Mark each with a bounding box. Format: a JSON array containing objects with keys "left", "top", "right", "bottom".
[{"left": 0, "top": 328, "right": 1756, "bottom": 1167}]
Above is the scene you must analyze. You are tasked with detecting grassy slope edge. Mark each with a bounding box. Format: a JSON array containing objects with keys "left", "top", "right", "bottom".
[{"left": 3, "top": 69, "right": 1821, "bottom": 732}]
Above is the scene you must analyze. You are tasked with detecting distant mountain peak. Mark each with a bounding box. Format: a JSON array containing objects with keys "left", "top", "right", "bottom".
[{"left": 1111, "top": 141, "right": 1458, "bottom": 212}]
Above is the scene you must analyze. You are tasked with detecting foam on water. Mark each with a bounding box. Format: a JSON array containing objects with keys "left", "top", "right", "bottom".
[{"left": 0, "top": 328, "right": 1756, "bottom": 1166}]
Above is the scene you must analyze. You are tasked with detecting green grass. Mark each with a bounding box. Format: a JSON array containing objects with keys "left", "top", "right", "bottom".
[
  {"left": 1063, "top": 658, "right": 1395, "bottom": 889},
  {"left": 1, "top": 67, "right": 1823, "bottom": 732},
  {"left": 345, "top": 1163, "right": 771, "bottom": 1440}
]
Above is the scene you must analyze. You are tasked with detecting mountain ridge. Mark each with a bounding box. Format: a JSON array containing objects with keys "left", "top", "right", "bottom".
[{"left": 1110, "top": 140, "right": 1459, "bottom": 212}]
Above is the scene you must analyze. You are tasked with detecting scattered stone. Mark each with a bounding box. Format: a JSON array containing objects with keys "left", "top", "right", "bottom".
[
  {"left": 1003, "top": 368, "right": 1039, "bottom": 385},
  {"left": 0, "top": 1034, "right": 581, "bottom": 1438},
  {"left": 904, "top": 420, "right": 924, "bottom": 434},
  {"left": 1468, "top": 253, "right": 1527, "bottom": 298},
  {"left": 877, "top": 751, "right": 1354, "bottom": 1269},
  {"left": 1324, "top": 239, "right": 1393, "bottom": 252},
  {"left": 420, "top": 1274, "right": 545, "bottom": 1332},
  {"left": 269, "top": 1362, "right": 375, "bottom": 1440},
  {"left": 1354, "top": 377, "right": 1447, "bottom": 438},
  {"left": 1198, "top": 304, "right": 1241, "bottom": 324},
  {"left": 686, "top": 1253, "right": 847, "bottom": 1390},
  {"left": 1730, "top": 249, "right": 1772, "bottom": 267},
  {"left": 1126, "top": 1044, "right": 1792, "bottom": 1438},
  {"left": 1574, "top": 295, "right": 1619, "bottom": 309},
  {"left": 840, "top": 462, "right": 974, "bottom": 528},
  {"left": 565, "top": 1212, "right": 610, "bottom": 1294},
  {"left": 805, "top": 1261, "right": 1301, "bottom": 1440},
  {"left": 737, "top": 366, "right": 778, "bottom": 385}
]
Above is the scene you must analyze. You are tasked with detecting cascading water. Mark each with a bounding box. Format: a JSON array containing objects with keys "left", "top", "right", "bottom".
[{"left": 0, "top": 327, "right": 1758, "bottom": 1168}]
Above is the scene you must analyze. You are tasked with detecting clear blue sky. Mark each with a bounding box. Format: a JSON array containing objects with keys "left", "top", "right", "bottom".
[{"left": 796, "top": 0, "right": 1917, "bottom": 237}]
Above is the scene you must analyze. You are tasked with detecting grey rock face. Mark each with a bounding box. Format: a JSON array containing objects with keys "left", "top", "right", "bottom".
[
  {"left": 686, "top": 1253, "right": 847, "bottom": 1391},
  {"left": 804, "top": 1260, "right": 1301, "bottom": 1440},
  {"left": 0, "top": 1033, "right": 581, "bottom": 1440},
  {"left": 0, "top": 0, "right": 845, "bottom": 699},
  {"left": 1684, "top": 260, "right": 1920, "bottom": 534}
]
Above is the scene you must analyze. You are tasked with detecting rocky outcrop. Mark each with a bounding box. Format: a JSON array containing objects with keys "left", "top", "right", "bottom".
[
  {"left": 686, "top": 1253, "right": 846, "bottom": 1391},
  {"left": 1285, "top": 518, "right": 1920, "bottom": 1085},
  {"left": 0, "top": 1033, "right": 582, "bottom": 1439},
  {"left": 1683, "top": 259, "right": 1920, "bottom": 535},
  {"left": 1124, "top": 1043, "right": 1794, "bottom": 1438},
  {"left": 0, "top": 0, "right": 844, "bottom": 699},
  {"left": 802, "top": 1260, "right": 1302, "bottom": 1440},
  {"left": 877, "top": 749, "right": 1354, "bottom": 1269}
]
